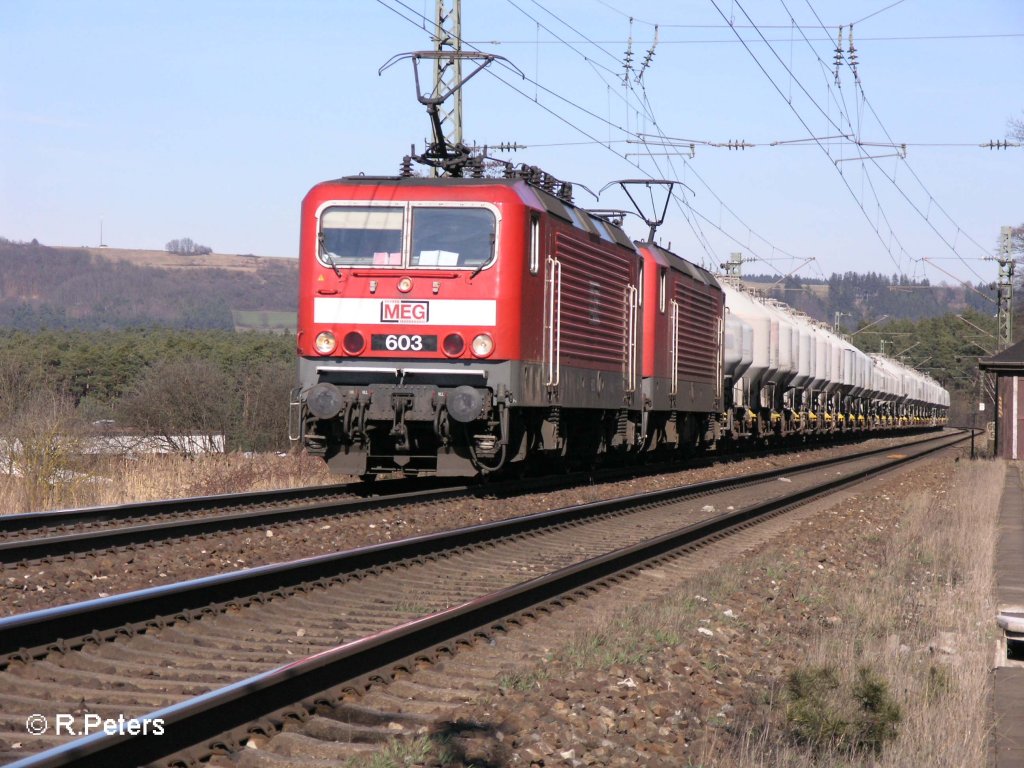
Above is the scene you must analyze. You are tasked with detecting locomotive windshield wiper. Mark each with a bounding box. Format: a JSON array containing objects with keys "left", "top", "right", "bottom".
[
  {"left": 318, "top": 232, "right": 342, "bottom": 277},
  {"left": 468, "top": 233, "right": 495, "bottom": 280}
]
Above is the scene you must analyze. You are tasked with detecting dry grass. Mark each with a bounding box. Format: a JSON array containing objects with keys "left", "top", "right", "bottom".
[
  {"left": 0, "top": 451, "right": 334, "bottom": 514},
  {"left": 493, "top": 458, "right": 1002, "bottom": 767},
  {"left": 81, "top": 246, "right": 294, "bottom": 272},
  {"left": 735, "top": 458, "right": 1003, "bottom": 767}
]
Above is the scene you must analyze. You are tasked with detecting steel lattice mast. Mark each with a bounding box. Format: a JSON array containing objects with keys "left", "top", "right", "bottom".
[
  {"left": 432, "top": 1, "right": 462, "bottom": 161},
  {"left": 997, "top": 226, "right": 1014, "bottom": 350}
]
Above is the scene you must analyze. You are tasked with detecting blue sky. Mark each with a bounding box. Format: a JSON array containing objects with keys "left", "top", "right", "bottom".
[{"left": 1, "top": 0, "right": 1021, "bottom": 287}]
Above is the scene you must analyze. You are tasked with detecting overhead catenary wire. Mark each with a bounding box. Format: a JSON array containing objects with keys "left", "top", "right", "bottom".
[
  {"left": 377, "top": 0, "right": 810, "bottom": 280},
  {"left": 751, "top": 1, "right": 907, "bottom": 271},
  {"left": 516, "top": 2, "right": 736, "bottom": 265},
  {"left": 712, "top": 0, "right": 998, "bottom": 286},
  {"left": 505, "top": 0, "right": 821, "bottom": 278},
  {"left": 851, "top": 0, "right": 909, "bottom": 26},
  {"left": 779, "top": 0, "right": 910, "bottom": 273},
  {"left": 376, "top": 0, "right": 995, "bottom": 288},
  {"left": 589, "top": 0, "right": 929, "bottom": 31},
  {"left": 798, "top": 0, "right": 991, "bottom": 284},
  {"left": 464, "top": 33, "right": 1024, "bottom": 44},
  {"left": 708, "top": 0, "right": 910, "bottom": 276}
]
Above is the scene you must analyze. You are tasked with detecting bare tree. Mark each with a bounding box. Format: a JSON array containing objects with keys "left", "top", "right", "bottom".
[
  {"left": 118, "top": 358, "right": 234, "bottom": 455},
  {"left": 236, "top": 360, "right": 294, "bottom": 452},
  {"left": 165, "top": 238, "right": 213, "bottom": 256},
  {"left": 4, "top": 389, "right": 85, "bottom": 510},
  {"left": 1009, "top": 112, "right": 1024, "bottom": 142},
  {"left": 0, "top": 360, "right": 46, "bottom": 475}
]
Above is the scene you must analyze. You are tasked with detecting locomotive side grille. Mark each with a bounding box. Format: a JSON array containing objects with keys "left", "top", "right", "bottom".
[
  {"left": 553, "top": 232, "right": 634, "bottom": 367},
  {"left": 675, "top": 279, "right": 723, "bottom": 383}
]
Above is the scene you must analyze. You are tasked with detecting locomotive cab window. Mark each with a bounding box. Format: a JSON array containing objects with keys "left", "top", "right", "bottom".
[
  {"left": 411, "top": 207, "right": 496, "bottom": 269},
  {"left": 318, "top": 206, "right": 403, "bottom": 266}
]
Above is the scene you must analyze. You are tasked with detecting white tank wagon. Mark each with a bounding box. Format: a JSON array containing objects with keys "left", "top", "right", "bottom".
[
  {"left": 869, "top": 354, "right": 901, "bottom": 422},
  {"left": 787, "top": 313, "right": 817, "bottom": 411},
  {"left": 847, "top": 345, "right": 872, "bottom": 409},
  {"left": 880, "top": 356, "right": 948, "bottom": 425},
  {"left": 720, "top": 283, "right": 803, "bottom": 437},
  {"left": 721, "top": 282, "right": 948, "bottom": 437},
  {"left": 836, "top": 337, "right": 873, "bottom": 427},
  {"left": 719, "top": 284, "right": 775, "bottom": 436},
  {"left": 722, "top": 314, "right": 753, "bottom": 398},
  {"left": 764, "top": 298, "right": 800, "bottom": 426}
]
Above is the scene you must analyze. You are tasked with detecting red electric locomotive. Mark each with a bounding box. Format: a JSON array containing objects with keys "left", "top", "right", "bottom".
[
  {"left": 292, "top": 169, "right": 650, "bottom": 477},
  {"left": 637, "top": 242, "right": 724, "bottom": 451}
]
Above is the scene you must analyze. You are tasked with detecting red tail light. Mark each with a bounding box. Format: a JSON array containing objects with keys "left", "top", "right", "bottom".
[
  {"left": 442, "top": 333, "right": 465, "bottom": 357},
  {"left": 343, "top": 331, "right": 365, "bottom": 355}
]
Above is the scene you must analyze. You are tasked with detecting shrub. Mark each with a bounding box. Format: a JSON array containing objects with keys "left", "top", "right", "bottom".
[{"left": 785, "top": 664, "right": 901, "bottom": 755}]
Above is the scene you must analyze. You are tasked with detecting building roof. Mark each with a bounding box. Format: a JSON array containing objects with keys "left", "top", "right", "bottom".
[{"left": 979, "top": 339, "right": 1024, "bottom": 372}]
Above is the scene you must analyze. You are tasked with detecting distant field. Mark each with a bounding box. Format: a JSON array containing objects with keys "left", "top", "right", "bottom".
[
  {"left": 803, "top": 284, "right": 829, "bottom": 299},
  {"left": 740, "top": 280, "right": 830, "bottom": 300},
  {"left": 82, "top": 246, "right": 296, "bottom": 273},
  {"left": 232, "top": 310, "right": 296, "bottom": 333}
]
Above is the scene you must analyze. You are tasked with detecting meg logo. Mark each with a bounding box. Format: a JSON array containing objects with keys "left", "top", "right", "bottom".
[{"left": 381, "top": 300, "right": 429, "bottom": 324}]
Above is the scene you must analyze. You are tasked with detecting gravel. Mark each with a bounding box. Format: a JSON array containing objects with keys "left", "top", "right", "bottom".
[
  {"left": 0, "top": 434, "right": 939, "bottom": 617},
  {"left": 440, "top": 452, "right": 959, "bottom": 766}
]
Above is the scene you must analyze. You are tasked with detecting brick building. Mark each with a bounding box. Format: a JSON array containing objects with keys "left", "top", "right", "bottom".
[{"left": 979, "top": 340, "right": 1024, "bottom": 459}]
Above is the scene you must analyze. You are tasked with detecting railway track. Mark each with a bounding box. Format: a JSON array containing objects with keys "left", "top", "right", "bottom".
[
  {"left": 0, "top": 429, "right": 967, "bottom": 767},
  {"left": 0, "top": 474, "right": 473, "bottom": 551},
  {"left": 0, "top": 430, "right": 945, "bottom": 567}
]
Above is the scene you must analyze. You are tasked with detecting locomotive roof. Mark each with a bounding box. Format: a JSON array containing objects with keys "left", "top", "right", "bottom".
[
  {"left": 327, "top": 174, "right": 635, "bottom": 250},
  {"left": 638, "top": 241, "right": 722, "bottom": 291}
]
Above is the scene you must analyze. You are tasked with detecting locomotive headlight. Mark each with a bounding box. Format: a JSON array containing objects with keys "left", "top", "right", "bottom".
[
  {"left": 397, "top": 276, "right": 414, "bottom": 293},
  {"left": 471, "top": 333, "right": 494, "bottom": 358},
  {"left": 314, "top": 331, "right": 337, "bottom": 355}
]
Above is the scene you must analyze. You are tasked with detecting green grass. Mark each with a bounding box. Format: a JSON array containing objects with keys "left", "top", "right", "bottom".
[
  {"left": 498, "top": 668, "right": 549, "bottom": 692},
  {"left": 342, "top": 734, "right": 451, "bottom": 767},
  {"left": 232, "top": 309, "right": 295, "bottom": 333}
]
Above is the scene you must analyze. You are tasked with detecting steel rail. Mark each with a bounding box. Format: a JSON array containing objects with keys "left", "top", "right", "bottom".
[
  {"left": 0, "top": 475, "right": 462, "bottom": 536},
  {"left": 4, "top": 429, "right": 968, "bottom": 768},
  {"left": 0, "top": 482, "right": 476, "bottom": 564},
  {"left": 0, "top": 481, "right": 355, "bottom": 534},
  {"left": 0, "top": 430, "right": 950, "bottom": 565},
  {"left": 0, "top": 430, "right": 964, "bottom": 662},
  {"left": 0, "top": 427, "right": 946, "bottom": 543}
]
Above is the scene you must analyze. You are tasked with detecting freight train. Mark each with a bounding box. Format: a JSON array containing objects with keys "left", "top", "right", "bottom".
[{"left": 289, "top": 166, "right": 948, "bottom": 478}]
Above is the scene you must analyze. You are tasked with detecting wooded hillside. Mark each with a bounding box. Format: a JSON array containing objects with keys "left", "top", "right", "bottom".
[
  {"left": 743, "top": 271, "right": 996, "bottom": 327},
  {"left": 0, "top": 240, "right": 296, "bottom": 330}
]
